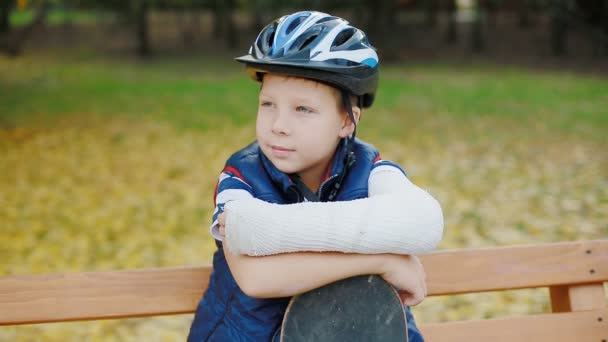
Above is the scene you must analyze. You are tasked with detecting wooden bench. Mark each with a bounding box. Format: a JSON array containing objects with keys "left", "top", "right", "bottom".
[{"left": 1, "top": 240, "right": 606, "bottom": 341}]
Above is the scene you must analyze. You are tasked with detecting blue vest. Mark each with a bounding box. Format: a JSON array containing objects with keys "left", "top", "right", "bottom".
[{"left": 188, "top": 139, "right": 424, "bottom": 342}]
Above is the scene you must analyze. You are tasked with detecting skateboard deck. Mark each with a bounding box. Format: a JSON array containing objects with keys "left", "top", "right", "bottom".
[{"left": 280, "top": 275, "right": 408, "bottom": 342}]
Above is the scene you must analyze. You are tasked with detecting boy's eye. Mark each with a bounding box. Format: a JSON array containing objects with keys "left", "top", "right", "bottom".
[
  {"left": 260, "top": 101, "right": 273, "bottom": 107},
  {"left": 296, "top": 106, "right": 314, "bottom": 114}
]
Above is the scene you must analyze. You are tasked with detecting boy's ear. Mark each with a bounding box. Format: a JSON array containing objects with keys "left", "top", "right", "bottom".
[{"left": 339, "top": 106, "right": 361, "bottom": 138}]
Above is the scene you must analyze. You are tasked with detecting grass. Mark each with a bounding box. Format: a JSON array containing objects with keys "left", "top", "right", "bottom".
[
  {"left": 1, "top": 55, "right": 258, "bottom": 130},
  {"left": 1, "top": 50, "right": 607, "bottom": 341},
  {"left": 2, "top": 53, "right": 607, "bottom": 136},
  {"left": 381, "top": 64, "right": 608, "bottom": 130}
]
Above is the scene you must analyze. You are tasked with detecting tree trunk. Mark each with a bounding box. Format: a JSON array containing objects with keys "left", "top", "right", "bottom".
[
  {"left": 446, "top": 0, "right": 458, "bottom": 44},
  {"left": 550, "top": 0, "right": 568, "bottom": 56},
  {"left": 0, "top": 0, "right": 12, "bottom": 35},
  {"left": 225, "top": 0, "right": 237, "bottom": 48},
  {"left": 364, "top": 0, "right": 398, "bottom": 60},
  {"left": 212, "top": 0, "right": 223, "bottom": 40},
  {"left": 354, "top": 1, "right": 366, "bottom": 31},
  {"left": 192, "top": 10, "right": 201, "bottom": 46},
  {"left": 485, "top": 0, "right": 498, "bottom": 29},
  {"left": 251, "top": 0, "right": 263, "bottom": 32},
  {"left": 471, "top": 1, "right": 484, "bottom": 52},
  {"left": 604, "top": 3, "right": 608, "bottom": 55},
  {"left": 60, "top": 1, "right": 74, "bottom": 44},
  {"left": 425, "top": 0, "right": 438, "bottom": 28},
  {"left": 135, "top": 0, "right": 150, "bottom": 57},
  {"left": 364, "top": 0, "right": 378, "bottom": 38},
  {"left": 518, "top": 0, "right": 531, "bottom": 28},
  {"left": 365, "top": 0, "right": 393, "bottom": 46}
]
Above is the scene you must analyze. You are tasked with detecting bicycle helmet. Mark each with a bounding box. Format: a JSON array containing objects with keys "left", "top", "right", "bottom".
[{"left": 236, "top": 11, "right": 379, "bottom": 108}]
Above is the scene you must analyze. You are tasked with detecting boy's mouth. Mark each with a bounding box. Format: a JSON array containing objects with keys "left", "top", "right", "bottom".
[{"left": 270, "top": 145, "right": 295, "bottom": 158}]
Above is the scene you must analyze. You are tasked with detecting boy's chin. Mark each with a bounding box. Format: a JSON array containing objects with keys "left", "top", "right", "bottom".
[{"left": 267, "top": 158, "right": 299, "bottom": 174}]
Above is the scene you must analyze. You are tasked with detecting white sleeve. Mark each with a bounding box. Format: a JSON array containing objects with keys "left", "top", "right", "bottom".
[
  {"left": 223, "top": 165, "right": 444, "bottom": 256},
  {"left": 209, "top": 170, "right": 254, "bottom": 241}
]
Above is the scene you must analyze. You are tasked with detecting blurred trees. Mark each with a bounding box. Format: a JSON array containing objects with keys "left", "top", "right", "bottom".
[
  {"left": 1, "top": 0, "right": 606, "bottom": 58},
  {"left": 1, "top": 0, "right": 49, "bottom": 56}
]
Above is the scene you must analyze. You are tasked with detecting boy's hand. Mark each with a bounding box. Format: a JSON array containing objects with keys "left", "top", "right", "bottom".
[
  {"left": 218, "top": 213, "right": 226, "bottom": 237},
  {"left": 380, "top": 254, "right": 427, "bottom": 306}
]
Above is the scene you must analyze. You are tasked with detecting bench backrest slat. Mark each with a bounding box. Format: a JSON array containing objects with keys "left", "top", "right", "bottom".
[
  {"left": 422, "top": 239, "right": 608, "bottom": 295},
  {"left": 1, "top": 240, "right": 606, "bottom": 325},
  {"left": 0, "top": 267, "right": 211, "bottom": 325},
  {"left": 421, "top": 308, "right": 607, "bottom": 342}
]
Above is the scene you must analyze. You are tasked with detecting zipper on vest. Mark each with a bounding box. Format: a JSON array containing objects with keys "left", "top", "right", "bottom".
[{"left": 317, "top": 175, "right": 339, "bottom": 201}]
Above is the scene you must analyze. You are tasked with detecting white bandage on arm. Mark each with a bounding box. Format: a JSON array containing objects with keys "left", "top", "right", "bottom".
[
  {"left": 224, "top": 165, "right": 444, "bottom": 256},
  {"left": 209, "top": 169, "right": 255, "bottom": 241},
  {"left": 210, "top": 188, "right": 254, "bottom": 240}
]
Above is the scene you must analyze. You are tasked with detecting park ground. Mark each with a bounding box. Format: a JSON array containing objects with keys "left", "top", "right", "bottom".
[{"left": 1, "top": 47, "right": 607, "bottom": 340}]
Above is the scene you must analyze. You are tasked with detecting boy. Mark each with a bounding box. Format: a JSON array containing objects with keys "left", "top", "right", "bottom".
[{"left": 188, "top": 11, "right": 443, "bottom": 342}]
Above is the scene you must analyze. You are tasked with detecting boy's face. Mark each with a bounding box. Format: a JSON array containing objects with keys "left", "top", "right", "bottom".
[{"left": 256, "top": 74, "right": 356, "bottom": 189}]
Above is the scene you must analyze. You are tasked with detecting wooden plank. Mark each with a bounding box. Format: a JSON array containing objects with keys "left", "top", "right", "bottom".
[
  {"left": 1, "top": 240, "right": 606, "bottom": 325},
  {"left": 420, "top": 239, "right": 608, "bottom": 296},
  {"left": 568, "top": 283, "right": 607, "bottom": 310},
  {"left": 420, "top": 309, "right": 607, "bottom": 342},
  {"left": 0, "top": 266, "right": 211, "bottom": 325}
]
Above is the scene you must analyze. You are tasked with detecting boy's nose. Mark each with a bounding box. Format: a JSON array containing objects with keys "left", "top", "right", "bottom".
[{"left": 271, "top": 112, "right": 291, "bottom": 135}]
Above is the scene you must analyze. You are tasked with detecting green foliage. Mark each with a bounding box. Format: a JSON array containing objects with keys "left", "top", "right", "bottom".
[
  {"left": 9, "top": 7, "right": 113, "bottom": 26},
  {"left": 0, "top": 53, "right": 607, "bottom": 340}
]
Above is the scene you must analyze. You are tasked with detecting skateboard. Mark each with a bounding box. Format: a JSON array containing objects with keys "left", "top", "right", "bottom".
[{"left": 280, "top": 275, "right": 408, "bottom": 341}]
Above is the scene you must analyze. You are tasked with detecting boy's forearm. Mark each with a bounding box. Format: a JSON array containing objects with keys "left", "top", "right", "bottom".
[
  {"left": 224, "top": 244, "right": 386, "bottom": 298},
  {"left": 224, "top": 193, "right": 443, "bottom": 256}
]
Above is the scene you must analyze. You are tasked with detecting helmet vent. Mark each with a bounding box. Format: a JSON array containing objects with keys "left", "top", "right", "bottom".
[
  {"left": 299, "top": 35, "right": 317, "bottom": 51},
  {"left": 316, "top": 16, "right": 337, "bottom": 24},
  {"left": 257, "top": 22, "right": 278, "bottom": 54},
  {"left": 333, "top": 28, "right": 356, "bottom": 48},
  {"left": 287, "top": 16, "right": 306, "bottom": 34}
]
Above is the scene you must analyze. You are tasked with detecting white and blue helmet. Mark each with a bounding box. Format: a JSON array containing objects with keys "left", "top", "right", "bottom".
[{"left": 236, "top": 11, "right": 380, "bottom": 108}]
